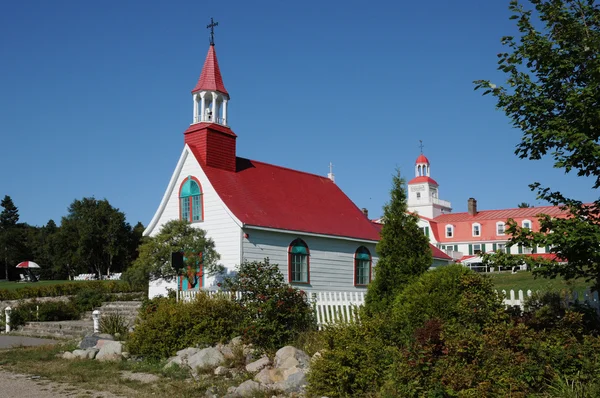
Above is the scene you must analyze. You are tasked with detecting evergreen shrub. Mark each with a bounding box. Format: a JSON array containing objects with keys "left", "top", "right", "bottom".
[
  {"left": 10, "top": 300, "right": 81, "bottom": 328},
  {"left": 127, "top": 292, "right": 246, "bottom": 360},
  {"left": 223, "top": 259, "right": 316, "bottom": 351}
]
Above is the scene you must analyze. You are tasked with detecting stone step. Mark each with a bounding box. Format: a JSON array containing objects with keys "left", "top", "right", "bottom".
[
  {"left": 12, "top": 329, "right": 80, "bottom": 340},
  {"left": 17, "top": 320, "right": 93, "bottom": 339}
]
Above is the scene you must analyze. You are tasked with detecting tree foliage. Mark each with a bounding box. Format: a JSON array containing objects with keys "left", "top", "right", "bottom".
[
  {"left": 125, "top": 219, "right": 222, "bottom": 289},
  {"left": 364, "top": 170, "right": 432, "bottom": 314},
  {"left": 475, "top": 0, "right": 600, "bottom": 290},
  {"left": 0, "top": 196, "right": 22, "bottom": 280}
]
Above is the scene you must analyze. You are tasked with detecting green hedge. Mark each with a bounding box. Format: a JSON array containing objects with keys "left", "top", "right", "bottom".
[{"left": 0, "top": 281, "right": 139, "bottom": 301}]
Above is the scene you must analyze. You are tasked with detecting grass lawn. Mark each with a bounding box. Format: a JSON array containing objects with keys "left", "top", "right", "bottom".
[
  {"left": 489, "top": 270, "right": 590, "bottom": 295},
  {"left": 0, "top": 280, "right": 122, "bottom": 291}
]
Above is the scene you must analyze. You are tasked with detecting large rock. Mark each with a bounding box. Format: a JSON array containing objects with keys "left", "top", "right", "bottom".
[
  {"left": 274, "top": 346, "right": 310, "bottom": 370},
  {"left": 254, "top": 367, "right": 285, "bottom": 385},
  {"left": 95, "top": 341, "right": 123, "bottom": 362},
  {"left": 273, "top": 366, "right": 307, "bottom": 393},
  {"left": 62, "top": 351, "right": 76, "bottom": 360},
  {"left": 79, "top": 333, "right": 114, "bottom": 349},
  {"left": 245, "top": 355, "right": 270, "bottom": 373},
  {"left": 234, "top": 380, "right": 264, "bottom": 397},
  {"left": 187, "top": 347, "right": 225, "bottom": 370},
  {"left": 72, "top": 349, "right": 98, "bottom": 360}
]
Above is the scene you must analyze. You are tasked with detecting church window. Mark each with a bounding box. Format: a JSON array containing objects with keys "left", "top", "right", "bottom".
[
  {"left": 472, "top": 223, "right": 481, "bottom": 237},
  {"left": 445, "top": 225, "right": 453, "bottom": 238},
  {"left": 354, "top": 246, "right": 371, "bottom": 286},
  {"left": 289, "top": 239, "right": 309, "bottom": 283},
  {"left": 179, "top": 176, "right": 203, "bottom": 222}
]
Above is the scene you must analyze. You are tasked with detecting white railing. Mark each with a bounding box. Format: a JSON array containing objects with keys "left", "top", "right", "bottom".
[
  {"left": 176, "top": 288, "right": 600, "bottom": 328},
  {"left": 432, "top": 198, "right": 452, "bottom": 208},
  {"left": 500, "top": 289, "right": 600, "bottom": 311}
]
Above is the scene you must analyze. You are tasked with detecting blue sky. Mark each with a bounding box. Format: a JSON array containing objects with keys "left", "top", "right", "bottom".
[{"left": 0, "top": 0, "right": 596, "bottom": 227}]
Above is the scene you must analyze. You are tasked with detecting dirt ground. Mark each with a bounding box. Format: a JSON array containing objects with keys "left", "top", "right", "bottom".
[{"left": 0, "top": 370, "right": 124, "bottom": 398}]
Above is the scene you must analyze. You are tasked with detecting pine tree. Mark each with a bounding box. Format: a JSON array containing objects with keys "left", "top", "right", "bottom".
[
  {"left": 0, "top": 195, "right": 20, "bottom": 280},
  {"left": 364, "top": 170, "right": 432, "bottom": 314}
]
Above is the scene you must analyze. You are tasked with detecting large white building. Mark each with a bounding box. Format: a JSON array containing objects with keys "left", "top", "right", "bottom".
[{"left": 407, "top": 153, "right": 562, "bottom": 263}]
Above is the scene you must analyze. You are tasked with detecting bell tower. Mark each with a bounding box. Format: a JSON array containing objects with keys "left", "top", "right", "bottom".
[
  {"left": 184, "top": 18, "right": 237, "bottom": 172},
  {"left": 407, "top": 152, "right": 452, "bottom": 218}
]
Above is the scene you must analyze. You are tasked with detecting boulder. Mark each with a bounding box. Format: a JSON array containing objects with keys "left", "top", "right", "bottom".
[
  {"left": 187, "top": 347, "right": 225, "bottom": 370},
  {"left": 254, "top": 367, "right": 285, "bottom": 385},
  {"left": 85, "top": 348, "right": 99, "bottom": 359},
  {"left": 234, "top": 380, "right": 264, "bottom": 397},
  {"left": 95, "top": 341, "right": 123, "bottom": 362},
  {"left": 217, "top": 344, "right": 235, "bottom": 359},
  {"left": 79, "top": 333, "right": 114, "bottom": 349},
  {"left": 274, "top": 346, "right": 310, "bottom": 370},
  {"left": 214, "top": 366, "right": 229, "bottom": 376},
  {"left": 72, "top": 349, "right": 89, "bottom": 359},
  {"left": 176, "top": 347, "right": 201, "bottom": 358},
  {"left": 229, "top": 336, "right": 243, "bottom": 347},
  {"left": 245, "top": 355, "right": 270, "bottom": 373},
  {"left": 273, "top": 366, "right": 307, "bottom": 393},
  {"left": 62, "top": 352, "right": 76, "bottom": 360}
]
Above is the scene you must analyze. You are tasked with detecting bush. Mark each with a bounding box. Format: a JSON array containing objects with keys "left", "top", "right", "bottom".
[
  {"left": 127, "top": 293, "right": 246, "bottom": 360},
  {"left": 223, "top": 259, "right": 316, "bottom": 350},
  {"left": 0, "top": 281, "right": 139, "bottom": 301},
  {"left": 71, "top": 289, "right": 107, "bottom": 312},
  {"left": 307, "top": 316, "right": 394, "bottom": 397},
  {"left": 10, "top": 300, "right": 81, "bottom": 328},
  {"left": 100, "top": 312, "right": 129, "bottom": 339}
]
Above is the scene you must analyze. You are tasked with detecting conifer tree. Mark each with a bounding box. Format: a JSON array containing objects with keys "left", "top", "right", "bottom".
[
  {"left": 0, "top": 196, "right": 20, "bottom": 280},
  {"left": 365, "top": 170, "right": 432, "bottom": 314}
]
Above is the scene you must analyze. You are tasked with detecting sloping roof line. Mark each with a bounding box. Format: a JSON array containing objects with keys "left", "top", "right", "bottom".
[{"left": 192, "top": 45, "right": 229, "bottom": 96}]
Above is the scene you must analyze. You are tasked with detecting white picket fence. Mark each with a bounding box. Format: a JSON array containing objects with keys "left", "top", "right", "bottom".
[{"left": 177, "top": 288, "right": 600, "bottom": 328}]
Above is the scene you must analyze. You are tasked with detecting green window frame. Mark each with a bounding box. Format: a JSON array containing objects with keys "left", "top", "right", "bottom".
[
  {"left": 289, "top": 239, "right": 309, "bottom": 283},
  {"left": 355, "top": 246, "right": 371, "bottom": 286},
  {"left": 179, "top": 176, "right": 203, "bottom": 222}
]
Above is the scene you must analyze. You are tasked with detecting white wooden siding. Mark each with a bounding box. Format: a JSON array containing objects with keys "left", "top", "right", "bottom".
[
  {"left": 145, "top": 147, "right": 242, "bottom": 286},
  {"left": 241, "top": 228, "right": 378, "bottom": 293}
]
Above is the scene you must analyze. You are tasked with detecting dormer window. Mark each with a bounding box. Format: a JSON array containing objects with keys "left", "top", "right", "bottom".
[
  {"left": 472, "top": 223, "right": 481, "bottom": 237},
  {"left": 445, "top": 225, "right": 454, "bottom": 238},
  {"left": 522, "top": 220, "right": 532, "bottom": 229},
  {"left": 496, "top": 222, "right": 505, "bottom": 235}
]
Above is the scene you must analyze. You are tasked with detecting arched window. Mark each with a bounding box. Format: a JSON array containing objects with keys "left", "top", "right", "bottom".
[
  {"left": 355, "top": 246, "right": 371, "bottom": 286},
  {"left": 179, "top": 176, "right": 203, "bottom": 222},
  {"left": 522, "top": 219, "right": 532, "bottom": 229},
  {"left": 288, "top": 239, "right": 309, "bottom": 283}
]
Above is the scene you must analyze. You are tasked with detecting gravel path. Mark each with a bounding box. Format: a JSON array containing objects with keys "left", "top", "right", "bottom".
[{"left": 0, "top": 370, "right": 124, "bottom": 398}]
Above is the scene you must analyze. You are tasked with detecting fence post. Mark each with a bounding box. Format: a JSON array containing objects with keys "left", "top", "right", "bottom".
[
  {"left": 92, "top": 310, "right": 100, "bottom": 333},
  {"left": 5, "top": 307, "right": 11, "bottom": 333}
]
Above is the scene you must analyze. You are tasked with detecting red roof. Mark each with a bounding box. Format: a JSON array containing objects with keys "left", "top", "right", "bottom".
[
  {"left": 192, "top": 45, "right": 229, "bottom": 97},
  {"left": 408, "top": 176, "right": 439, "bottom": 186},
  {"left": 189, "top": 148, "right": 380, "bottom": 241},
  {"left": 416, "top": 154, "right": 430, "bottom": 165},
  {"left": 430, "top": 205, "right": 568, "bottom": 243}
]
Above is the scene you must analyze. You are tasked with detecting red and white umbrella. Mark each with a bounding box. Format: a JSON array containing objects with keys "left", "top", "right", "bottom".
[{"left": 16, "top": 261, "right": 40, "bottom": 269}]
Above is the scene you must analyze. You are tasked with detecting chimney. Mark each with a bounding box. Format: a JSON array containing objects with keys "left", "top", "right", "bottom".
[
  {"left": 362, "top": 208, "right": 369, "bottom": 218},
  {"left": 468, "top": 198, "right": 478, "bottom": 216}
]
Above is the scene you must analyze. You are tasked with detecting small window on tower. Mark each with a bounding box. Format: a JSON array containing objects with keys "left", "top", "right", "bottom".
[{"left": 416, "top": 192, "right": 421, "bottom": 200}]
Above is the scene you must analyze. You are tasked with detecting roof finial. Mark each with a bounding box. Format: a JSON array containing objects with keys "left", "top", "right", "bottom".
[
  {"left": 327, "top": 162, "right": 335, "bottom": 183},
  {"left": 418, "top": 139, "right": 425, "bottom": 154},
  {"left": 207, "top": 17, "right": 219, "bottom": 46}
]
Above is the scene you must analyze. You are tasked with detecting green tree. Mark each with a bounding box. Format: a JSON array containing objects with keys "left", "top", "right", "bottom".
[
  {"left": 518, "top": 202, "right": 531, "bottom": 208},
  {"left": 60, "top": 198, "right": 132, "bottom": 279},
  {"left": 124, "top": 219, "right": 222, "bottom": 289},
  {"left": 475, "top": 0, "right": 600, "bottom": 290},
  {"left": 364, "top": 170, "right": 432, "bottom": 314},
  {"left": 0, "top": 196, "right": 20, "bottom": 280}
]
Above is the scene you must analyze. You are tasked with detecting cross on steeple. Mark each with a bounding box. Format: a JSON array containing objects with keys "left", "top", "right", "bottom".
[
  {"left": 419, "top": 140, "right": 425, "bottom": 154},
  {"left": 207, "top": 17, "right": 219, "bottom": 46}
]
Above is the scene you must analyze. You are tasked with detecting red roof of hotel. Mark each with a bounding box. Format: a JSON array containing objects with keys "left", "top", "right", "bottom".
[
  {"left": 189, "top": 148, "right": 380, "bottom": 241},
  {"left": 415, "top": 154, "right": 430, "bottom": 164},
  {"left": 426, "top": 205, "right": 568, "bottom": 243},
  {"left": 192, "top": 45, "right": 229, "bottom": 96},
  {"left": 408, "top": 176, "right": 439, "bottom": 186}
]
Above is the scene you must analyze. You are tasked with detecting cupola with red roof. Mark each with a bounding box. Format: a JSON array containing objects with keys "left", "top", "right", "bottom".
[
  {"left": 407, "top": 150, "right": 452, "bottom": 218},
  {"left": 184, "top": 18, "right": 237, "bottom": 172}
]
